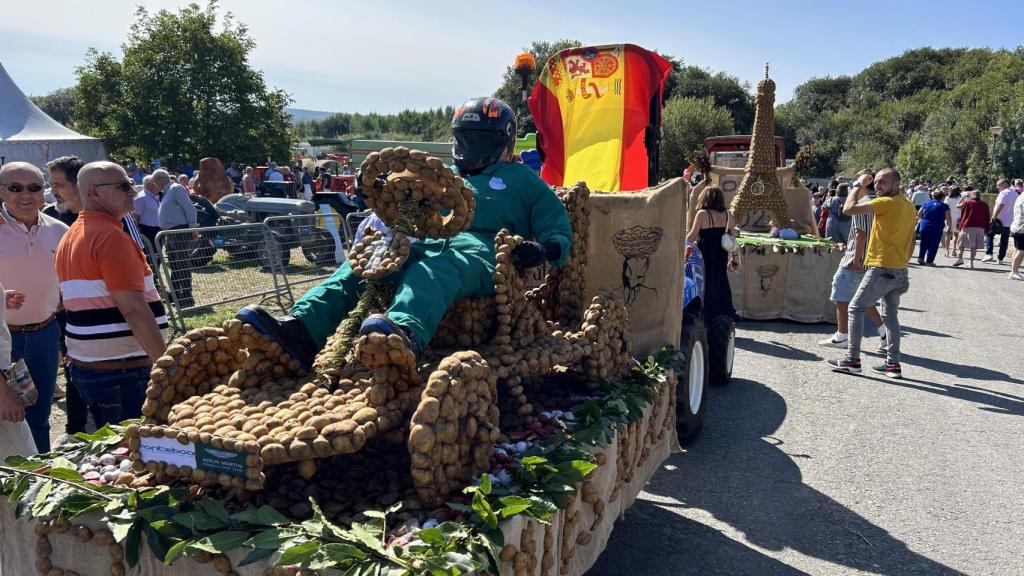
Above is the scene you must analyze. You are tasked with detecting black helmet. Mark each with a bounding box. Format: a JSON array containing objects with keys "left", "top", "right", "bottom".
[{"left": 451, "top": 97, "right": 516, "bottom": 174}]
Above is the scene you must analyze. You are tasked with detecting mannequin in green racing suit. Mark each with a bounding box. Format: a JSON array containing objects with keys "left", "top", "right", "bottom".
[{"left": 293, "top": 161, "right": 571, "bottom": 351}]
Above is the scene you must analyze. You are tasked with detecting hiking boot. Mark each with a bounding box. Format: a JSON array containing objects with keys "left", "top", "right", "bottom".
[
  {"left": 981, "top": 254, "right": 993, "bottom": 262},
  {"left": 826, "top": 356, "right": 862, "bottom": 374},
  {"left": 871, "top": 362, "right": 903, "bottom": 379},
  {"left": 236, "top": 305, "right": 318, "bottom": 371},
  {"left": 359, "top": 313, "right": 421, "bottom": 362},
  {"left": 818, "top": 333, "right": 849, "bottom": 348}
]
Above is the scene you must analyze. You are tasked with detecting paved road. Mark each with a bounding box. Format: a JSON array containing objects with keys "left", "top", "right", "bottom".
[{"left": 589, "top": 256, "right": 1023, "bottom": 576}]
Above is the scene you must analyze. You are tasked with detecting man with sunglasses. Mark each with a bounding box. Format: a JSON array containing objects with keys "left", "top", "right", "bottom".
[
  {"left": 55, "top": 162, "right": 168, "bottom": 427},
  {"left": 0, "top": 162, "right": 69, "bottom": 452}
]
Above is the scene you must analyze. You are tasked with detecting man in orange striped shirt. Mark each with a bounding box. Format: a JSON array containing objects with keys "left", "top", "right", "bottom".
[{"left": 55, "top": 161, "right": 167, "bottom": 426}]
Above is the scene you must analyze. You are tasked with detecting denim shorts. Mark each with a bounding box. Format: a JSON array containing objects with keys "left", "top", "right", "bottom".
[{"left": 830, "top": 265, "right": 865, "bottom": 303}]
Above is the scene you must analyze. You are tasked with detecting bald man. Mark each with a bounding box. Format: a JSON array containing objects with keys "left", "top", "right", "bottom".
[
  {"left": 827, "top": 168, "right": 916, "bottom": 379},
  {"left": 0, "top": 162, "right": 69, "bottom": 451},
  {"left": 55, "top": 162, "right": 168, "bottom": 427}
]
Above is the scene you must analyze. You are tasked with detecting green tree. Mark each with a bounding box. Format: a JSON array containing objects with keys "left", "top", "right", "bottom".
[
  {"left": 895, "top": 132, "right": 944, "bottom": 181},
  {"left": 667, "top": 66, "right": 754, "bottom": 133},
  {"left": 29, "top": 87, "right": 76, "bottom": 127},
  {"left": 659, "top": 96, "right": 734, "bottom": 179},
  {"left": 73, "top": 1, "right": 292, "bottom": 167},
  {"left": 493, "top": 39, "right": 582, "bottom": 135}
]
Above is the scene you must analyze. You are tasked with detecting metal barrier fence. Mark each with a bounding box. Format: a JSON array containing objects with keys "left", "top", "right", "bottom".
[{"left": 262, "top": 213, "right": 346, "bottom": 299}]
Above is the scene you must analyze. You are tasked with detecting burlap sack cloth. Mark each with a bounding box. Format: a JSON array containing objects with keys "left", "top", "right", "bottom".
[
  {"left": 728, "top": 247, "right": 842, "bottom": 323},
  {"left": 586, "top": 178, "right": 686, "bottom": 356}
]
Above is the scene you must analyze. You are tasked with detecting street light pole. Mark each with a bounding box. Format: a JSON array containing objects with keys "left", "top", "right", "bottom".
[{"left": 990, "top": 125, "right": 1004, "bottom": 188}]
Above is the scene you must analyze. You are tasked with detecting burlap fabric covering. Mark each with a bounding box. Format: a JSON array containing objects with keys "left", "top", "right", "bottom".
[
  {"left": 729, "top": 248, "right": 842, "bottom": 323},
  {"left": 586, "top": 178, "right": 687, "bottom": 356},
  {"left": 688, "top": 166, "right": 817, "bottom": 236}
]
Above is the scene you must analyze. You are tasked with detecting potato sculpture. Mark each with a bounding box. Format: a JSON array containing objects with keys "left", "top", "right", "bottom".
[{"left": 130, "top": 158, "right": 632, "bottom": 514}]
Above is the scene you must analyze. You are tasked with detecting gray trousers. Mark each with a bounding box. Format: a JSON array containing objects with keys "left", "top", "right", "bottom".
[{"left": 848, "top": 267, "right": 909, "bottom": 363}]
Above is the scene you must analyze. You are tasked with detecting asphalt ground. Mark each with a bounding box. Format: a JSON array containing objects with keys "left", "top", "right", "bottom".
[{"left": 589, "top": 253, "right": 1024, "bottom": 576}]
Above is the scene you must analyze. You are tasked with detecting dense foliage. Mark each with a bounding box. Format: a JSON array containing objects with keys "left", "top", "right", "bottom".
[
  {"left": 659, "top": 97, "right": 735, "bottom": 180},
  {"left": 72, "top": 2, "right": 292, "bottom": 168},
  {"left": 29, "top": 87, "right": 76, "bottom": 127},
  {"left": 293, "top": 107, "right": 456, "bottom": 143},
  {"left": 778, "top": 47, "right": 1024, "bottom": 188}
]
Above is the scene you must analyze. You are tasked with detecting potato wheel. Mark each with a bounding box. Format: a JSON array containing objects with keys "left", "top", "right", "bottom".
[
  {"left": 407, "top": 351, "right": 499, "bottom": 507},
  {"left": 359, "top": 147, "right": 475, "bottom": 239}
]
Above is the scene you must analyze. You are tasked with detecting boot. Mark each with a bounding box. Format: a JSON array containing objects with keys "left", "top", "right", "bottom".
[{"left": 235, "top": 305, "right": 318, "bottom": 371}]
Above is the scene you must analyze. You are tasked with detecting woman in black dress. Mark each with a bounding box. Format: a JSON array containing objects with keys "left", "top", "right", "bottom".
[{"left": 686, "top": 186, "right": 738, "bottom": 322}]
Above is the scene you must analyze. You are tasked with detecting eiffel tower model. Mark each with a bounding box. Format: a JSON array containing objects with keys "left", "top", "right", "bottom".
[{"left": 731, "top": 64, "right": 793, "bottom": 231}]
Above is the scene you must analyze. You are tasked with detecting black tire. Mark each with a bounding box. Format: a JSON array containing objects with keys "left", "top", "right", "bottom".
[
  {"left": 259, "top": 231, "right": 291, "bottom": 271},
  {"left": 676, "top": 312, "right": 709, "bottom": 443},
  {"left": 708, "top": 315, "right": 735, "bottom": 386},
  {"left": 300, "top": 227, "right": 337, "bottom": 265}
]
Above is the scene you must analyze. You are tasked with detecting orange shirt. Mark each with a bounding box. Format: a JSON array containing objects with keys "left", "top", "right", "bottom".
[{"left": 55, "top": 211, "right": 168, "bottom": 361}]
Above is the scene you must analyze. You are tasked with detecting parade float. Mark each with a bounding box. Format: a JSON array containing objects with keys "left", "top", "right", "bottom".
[
  {"left": 687, "top": 66, "right": 842, "bottom": 324},
  {"left": 0, "top": 147, "right": 687, "bottom": 576}
]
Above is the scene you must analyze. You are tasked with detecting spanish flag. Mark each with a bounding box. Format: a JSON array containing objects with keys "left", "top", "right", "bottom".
[{"left": 528, "top": 44, "right": 671, "bottom": 192}]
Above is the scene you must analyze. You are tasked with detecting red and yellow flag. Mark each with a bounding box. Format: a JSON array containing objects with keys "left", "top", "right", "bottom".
[{"left": 528, "top": 44, "right": 671, "bottom": 192}]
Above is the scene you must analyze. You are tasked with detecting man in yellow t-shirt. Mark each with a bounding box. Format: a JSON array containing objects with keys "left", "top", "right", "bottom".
[{"left": 827, "top": 168, "right": 916, "bottom": 379}]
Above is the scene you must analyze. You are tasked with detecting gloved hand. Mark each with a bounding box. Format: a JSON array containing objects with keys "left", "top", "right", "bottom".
[{"left": 511, "top": 241, "right": 547, "bottom": 269}]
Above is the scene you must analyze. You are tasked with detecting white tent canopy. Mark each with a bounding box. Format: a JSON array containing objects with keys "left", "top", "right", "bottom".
[{"left": 0, "top": 61, "right": 106, "bottom": 170}]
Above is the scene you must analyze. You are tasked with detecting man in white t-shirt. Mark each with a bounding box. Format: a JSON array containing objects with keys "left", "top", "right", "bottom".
[
  {"left": 1008, "top": 192, "right": 1024, "bottom": 280},
  {"left": 983, "top": 179, "right": 1020, "bottom": 264}
]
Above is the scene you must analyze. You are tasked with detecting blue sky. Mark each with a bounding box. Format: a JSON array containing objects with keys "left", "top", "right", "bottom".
[{"left": 2, "top": 0, "right": 1021, "bottom": 113}]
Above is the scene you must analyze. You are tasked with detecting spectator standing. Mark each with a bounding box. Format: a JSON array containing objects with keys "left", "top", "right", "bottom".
[
  {"left": 824, "top": 184, "right": 852, "bottom": 243},
  {"left": 264, "top": 163, "right": 284, "bottom": 182},
  {"left": 134, "top": 175, "right": 162, "bottom": 250},
  {"left": 0, "top": 282, "right": 38, "bottom": 459},
  {"left": 182, "top": 160, "right": 195, "bottom": 179},
  {"left": 281, "top": 166, "right": 296, "bottom": 197},
  {"left": 827, "top": 168, "right": 916, "bottom": 379},
  {"left": 685, "top": 186, "right": 737, "bottom": 324},
  {"left": 154, "top": 169, "right": 198, "bottom": 308},
  {"left": 242, "top": 166, "right": 257, "bottom": 194},
  {"left": 225, "top": 162, "right": 241, "bottom": 183},
  {"left": 916, "top": 188, "right": 952, "bottom": 266},
  {"left": 43, "top": 156, "right": 148, "bottom": 434},
  {"left": 953, "top": 189, "right": 991, "bottom": 269},
  {"left": 320, "top": 167, "right": 333, "bottom": 191},
  {"left": 944, "top": 186, "right": 962, "bottom": 257},
  {"left": 982, "top": 178, "right": 1019, "bottom": 264},
  {"left": 1008, "top": 190, "right": 1024, "bottom": 280},
  {"left": 56, "top": 162, "right": 168, "bottom": 426},
  {"left": 911, "top": 185, "right": 930, "bottom": 211},
  {"left": 176, "top": 174, "right": 190, "bottom": 189},
  {"left": 300, "top": 165, "right": 314, "bottom": 200},
  {"left": 811, "top": 192, "right": 824, "bottom": 223},
  {"left": 0, "top": 163, "right": 68, "bottom": 451},
  {"left": 820, "top": 171, "right": 887, "bottom": 350}
]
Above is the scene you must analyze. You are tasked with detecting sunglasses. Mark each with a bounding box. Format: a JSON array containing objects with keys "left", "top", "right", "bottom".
[
  {"left": 94, "top": 180, "right": 135, "bottom": 193},
  {"left": 5, "top": 183, "right": 44, "bottom": 193}
]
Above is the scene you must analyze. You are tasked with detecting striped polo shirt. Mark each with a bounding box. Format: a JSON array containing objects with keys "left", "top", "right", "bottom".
[{"left": 55, "top": 210, "right": 168, "bottom": 361}]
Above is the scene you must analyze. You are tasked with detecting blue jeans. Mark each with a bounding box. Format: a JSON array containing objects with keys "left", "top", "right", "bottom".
[
  {"left": 848, "top": 267, "right": 910, "bottom": 364},
  {"left": 68, "top": 364, "right": 151, "bottom": 427},
  {"left": 10, "top": 320, "right": 59, "bottom": 453}
]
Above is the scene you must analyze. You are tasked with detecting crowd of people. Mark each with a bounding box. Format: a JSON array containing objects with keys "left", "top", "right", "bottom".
[{"left": 810, "top": 176, "right": 1024, "bottom": 279}]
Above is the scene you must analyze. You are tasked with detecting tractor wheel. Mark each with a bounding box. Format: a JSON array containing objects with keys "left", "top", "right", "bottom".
[
  {"left": 676, "top": 312, "right": 708, "bottom": 443},
  {"left": 708, "top": 315, "right": 735, "bottom": 386}
]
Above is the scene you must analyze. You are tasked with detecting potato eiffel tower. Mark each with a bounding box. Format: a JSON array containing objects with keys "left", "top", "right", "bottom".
[{"left": 731, "top": 64, "right": 793, "bottom": 230}]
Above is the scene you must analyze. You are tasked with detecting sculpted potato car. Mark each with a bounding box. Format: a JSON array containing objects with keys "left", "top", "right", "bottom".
[{"left": 127, "top": 149, "right": 630, "bottom": 510}]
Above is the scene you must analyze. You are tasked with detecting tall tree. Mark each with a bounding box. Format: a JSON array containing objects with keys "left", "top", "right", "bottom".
[
  {"left": 29, "top": 87, "right": 76, "bottom": 127},
  {"left": 659, "top": 96, "right": 735, "bottom": 180},
  {"left": 668, "top": 66, "right": 754, "bottom": 133},
  {"left": 73, "top": 1, "right": 292, "bottom": 167}
]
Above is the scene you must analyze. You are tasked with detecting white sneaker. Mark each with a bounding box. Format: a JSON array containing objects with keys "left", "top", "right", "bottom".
[
  {"left": 981, "top": 254, "right": 993, "bottom": 262},
  {"left": 818, "top": 333, "right": 849, "bottom": 348},
  {"left": 953, "top": 258, "right": 964, "bottom": 267},
  {"left": 1010, "top": 272, "right": 1024, "bottom": 280},
  {"left": 877, "top": 331, "right": 888, "bottom": 354}
]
